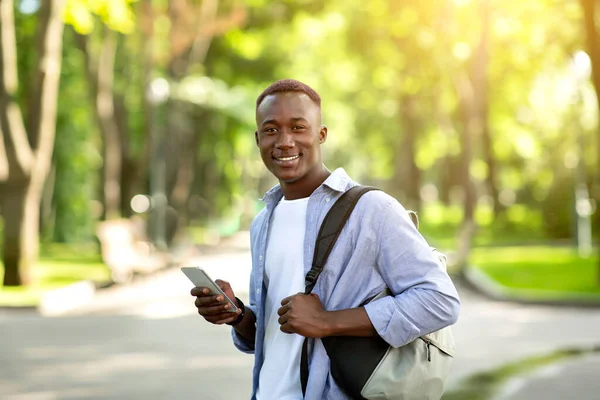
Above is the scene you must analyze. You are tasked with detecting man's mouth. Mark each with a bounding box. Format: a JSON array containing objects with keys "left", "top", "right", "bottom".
[
  {"left": 273, "top": 154, "right": 300, "bottom": 166},
  {"left": 274, "top": 155, "right": 300, "bottom": 162}
]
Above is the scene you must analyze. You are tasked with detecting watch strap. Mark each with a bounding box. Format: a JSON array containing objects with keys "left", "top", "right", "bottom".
[{"left": 226, "top": 296, "right": 245, "bottom": 326}]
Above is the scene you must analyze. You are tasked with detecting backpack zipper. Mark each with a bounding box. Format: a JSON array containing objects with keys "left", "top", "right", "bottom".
[{"left": 421, "top": 337, "right": 432, "bottom": 362}]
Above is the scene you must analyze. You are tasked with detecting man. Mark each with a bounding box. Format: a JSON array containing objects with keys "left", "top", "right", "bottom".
[{"left": 192, "top": 79, "right": 460, "bottom": 399}]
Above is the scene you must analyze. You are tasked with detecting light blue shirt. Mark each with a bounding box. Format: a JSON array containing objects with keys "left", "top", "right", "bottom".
[{"left": 232, "top": 168, "right": 460, "bottom": 399}]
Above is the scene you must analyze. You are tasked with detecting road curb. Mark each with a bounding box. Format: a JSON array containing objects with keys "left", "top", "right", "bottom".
[
  {"left": 0, "top": 305, "right": 37, "bottom": 313},
  {"left": 464, "top": 265, "right": 600, "bottom": 308},
  {"left": 38, "top": 280, "right": 97, "bottom": 316},
  {"left": 444, "top": 345, "right": 600, "bottom": 400}
]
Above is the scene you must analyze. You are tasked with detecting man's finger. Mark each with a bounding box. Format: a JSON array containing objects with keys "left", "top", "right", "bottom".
[
  {"left": 213, "top": 314, "right": 240, "bottom": 325},
  {"left": 198, "top": 303, "right": 236, "bottom": 315},
  {"left": 202, "top": 310, "right": 239, "bottom": 322},
  {"left": 280, "top": 294, "right": 296, "bottom": 306},
  {"left": 194, "top": 293, "right": 225, "bottom": 306},
  {"left": 279, "top": 323, "right": 293, "bottom": 334},
  {"left": 214, "top": 279, "right": 230, "bottom": 290},
  {"left": 276, "top": 304, "right": 289, "bottom": 317},
  {"left": 194, "top": 296, "right": 220, "bottom": 308},
  {"left": 278, "top": 312, "right": 288, "bottom": 326},
  {"left": 190, "top": 287, "right": 210, "bottom": 296}
]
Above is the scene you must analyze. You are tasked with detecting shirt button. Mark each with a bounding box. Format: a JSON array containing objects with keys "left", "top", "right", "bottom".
[
  {"left": 325, "top": 198, "right": 331, "bottom": 203},
  {"left": 259, "top": 255, "right": 263, "bottom": 260},
  {"left": 256, "top": 289, "right": 260, "bottom": 294}
]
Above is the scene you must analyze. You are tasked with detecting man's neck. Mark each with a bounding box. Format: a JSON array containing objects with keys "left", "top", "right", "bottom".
[{"left": 280, "top": 166, "right": 331, "bottom": 200}]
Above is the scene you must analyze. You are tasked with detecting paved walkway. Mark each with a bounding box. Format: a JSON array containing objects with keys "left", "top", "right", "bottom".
[
  {"left": 493, "top": 353, "right": 600, "bottom": 400},
  {"left": 3, "top": 234, "right": 600, "bottom": 399}
]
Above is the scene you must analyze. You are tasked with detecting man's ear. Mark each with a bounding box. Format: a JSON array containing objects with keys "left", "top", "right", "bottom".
[
  {"left": 319, "top": 125, "right": 327, "bottom": 144},
  {"left": 255, "top": 131, "right": 259, "bottom": 146}
]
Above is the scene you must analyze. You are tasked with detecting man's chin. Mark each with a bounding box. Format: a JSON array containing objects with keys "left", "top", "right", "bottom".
[
  {"left": 278, "top": 174, "right": 301, "bottom": 184},
  {"left": 273, "top": 169, "right": 301, "bottom": 184}
]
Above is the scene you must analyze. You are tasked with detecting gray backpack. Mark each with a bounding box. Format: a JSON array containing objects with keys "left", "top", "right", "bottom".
[{"left": 300, "top": 186, "right": 455, "bottom": 400}]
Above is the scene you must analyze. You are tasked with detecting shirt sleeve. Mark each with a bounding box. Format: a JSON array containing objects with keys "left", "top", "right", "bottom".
[
  {"left": 230, "top": 211, "right": 263, "bottom": 353},
  {"left": 363, "top": 198, "right": 460, "bottom": 348},
  {"left": 231, "top": 304, "right": 258, "bottom": 353}
]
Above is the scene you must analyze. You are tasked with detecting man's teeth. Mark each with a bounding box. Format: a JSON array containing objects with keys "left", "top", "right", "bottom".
[{"left": 277, "top": 155, "right": 299, "bottom": 161}]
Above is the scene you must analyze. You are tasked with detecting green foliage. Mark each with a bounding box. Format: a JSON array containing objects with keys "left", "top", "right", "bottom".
[
  {"left": 0, "top": 243, "right": 109, "bottom": 307},
  {"left": 471, "top": 246, "right": 600, "bottom": 294},
  {"left": 14, "top": 2, "right": 37, "bottom": 111},
  {"left": 51, "top": 28, "right": 101, "bottom": 243},
  {"left": 64, "top": 0, "right": 137, "bottom": 34},
  {"left": 8, "top": 0, "right": 600, "bottom": 253},
  {"left": 193, "top": 0, "right": 598, "bottom": 243}
]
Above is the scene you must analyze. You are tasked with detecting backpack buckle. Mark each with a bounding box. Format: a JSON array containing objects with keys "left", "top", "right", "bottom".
[{"left": 305, "top": 270, "right": 319, "bottom": 286}]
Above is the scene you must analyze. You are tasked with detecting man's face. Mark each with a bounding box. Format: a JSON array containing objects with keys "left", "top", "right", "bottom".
[{"left": 255, "top": 92, "right": 327, "bottom": 184}]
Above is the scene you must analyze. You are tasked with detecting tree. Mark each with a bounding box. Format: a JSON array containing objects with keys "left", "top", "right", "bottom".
[
  {"left": 72, "top": 0, "right": 246, "bottom": 227},
  {"left": 0, "top": 0, "right": 66, "bottom": 286},
  {"left": 580, "top": 0, "right": 600, "bottom": 282},
  {"left": 449, "top": 0, "right": 491, "bottom": 269},
  {"left": 67, "top": 0, "right": 143, "bottom": 220}
]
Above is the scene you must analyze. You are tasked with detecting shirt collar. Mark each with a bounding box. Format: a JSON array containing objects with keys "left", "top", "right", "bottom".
[
  {"left": 322, "top": 167, "right": 352, "bottom": 193},
  {"left": 260, "top": 167, "right": 352, "bottom": 206}
]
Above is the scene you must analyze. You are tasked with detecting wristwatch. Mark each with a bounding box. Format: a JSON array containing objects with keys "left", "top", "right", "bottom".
[{"left": 226, "top": 297, "right": 246, "bottom": 326}]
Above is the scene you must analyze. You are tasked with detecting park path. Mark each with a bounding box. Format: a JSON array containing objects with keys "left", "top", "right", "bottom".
[{"left": 2, "top": 234, "right": 600, "bottom": 399}]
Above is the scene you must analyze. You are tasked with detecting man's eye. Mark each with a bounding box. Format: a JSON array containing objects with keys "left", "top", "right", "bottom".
[
  {"left": 293, "top": 126, "right": 305, "bottom": 131},
  {"left": 265, "top": 128, "right": 277, "bottom": 133}
]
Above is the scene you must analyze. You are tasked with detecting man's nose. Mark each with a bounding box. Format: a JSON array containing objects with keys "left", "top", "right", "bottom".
[{"left": 275, "top": 129, "right": 295, "bottom": 148}]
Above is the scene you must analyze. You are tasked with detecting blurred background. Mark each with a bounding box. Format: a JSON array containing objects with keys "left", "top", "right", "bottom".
[{"left": 1, "top": 0, "right": 600, "bottom": 399}]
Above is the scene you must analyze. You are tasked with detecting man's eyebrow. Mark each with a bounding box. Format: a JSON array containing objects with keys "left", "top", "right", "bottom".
[
  {"left": 260, "top": 119, "right": 278, "bottom": 127},
  {"left": 260, "top": 117, "right": 308, "bottom": 127},
  {"left": 290, "top": 117, "right": 309, "bottom": 123}
]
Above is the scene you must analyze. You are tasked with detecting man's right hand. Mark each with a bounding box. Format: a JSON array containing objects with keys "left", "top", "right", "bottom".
[{"left": 191, "top": 279, "right": 242, "bottom": 325}]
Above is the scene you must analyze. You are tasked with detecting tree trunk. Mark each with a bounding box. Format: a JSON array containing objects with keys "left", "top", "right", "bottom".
[
  {"left": 435, "top": 91, "right": 457, "bottom": 206},
  {"left": 170, "top": 108, "right": 201, "bottom": 225},
  {"left": 1, "top": 181, "right": 44, "bottom": 286},
  {"left": 39, "top": 162, "right": 56, "bottom": 236},
  {"left": 452, "top": 72, "right": 478, "bottom": 271},
  {"left": 0, "top": 0, "right": 65, "bottom": 286},
  {"left": 475, "top": 0, "right": 501, "bottom": 216},
  {"left": 98, "top": 31, "right": 122, "bottom": 221},
  {"left": 394, "top": 95, "right": 422, "bottom": 212},
  {"left": 580, "top": 0, "right": 600, "bottom": 284},
  {"left": 450, "top": 1, "right": 492, "bottom": 270},
  {"left": 76, "top": 30, "right": 122, "bottom": 220},
  {"left": 0, "top": 123, "right": 8, "bottom": 180}
]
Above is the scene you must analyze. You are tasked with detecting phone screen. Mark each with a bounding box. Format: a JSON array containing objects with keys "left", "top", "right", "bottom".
[{"left": 181, "top": 267, "right": 238, "bottom": 312}]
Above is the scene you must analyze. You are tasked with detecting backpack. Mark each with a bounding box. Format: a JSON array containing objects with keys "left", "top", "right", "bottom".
[{"left": 300, "top": 186, "right": 455, "bottom": 400}]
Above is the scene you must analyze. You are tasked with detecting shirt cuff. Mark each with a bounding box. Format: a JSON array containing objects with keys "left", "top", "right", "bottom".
[
  {"left": 364, "top": 295, "right": 420, "bottom": 348},
  {"left": 230, "top": 304, "right": 257, "bottom": 354}
]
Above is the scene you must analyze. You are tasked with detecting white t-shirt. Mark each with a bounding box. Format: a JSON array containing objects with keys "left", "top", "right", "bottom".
[{"left": 256, "top": 196, "right": 308, "bottom": 400}]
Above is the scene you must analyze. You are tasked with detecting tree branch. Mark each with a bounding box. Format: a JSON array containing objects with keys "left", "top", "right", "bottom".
[
  {"left": 167, "top": 0, "right": 246, "bottom": 74},
  {"left": 29, "top": 0, "right": 66, "bottom": 183},
  {"left": 187, "top": 0, "right": 220, "bottom": 71},
  {"left": 0, "top": 124, "right": 9, "bottom": 180},
  {"left": 0, "top": 0, "right": 34, "bottom": 176},
  {"left": 77, "top": 28, "right": 122, "bottom": 219}
]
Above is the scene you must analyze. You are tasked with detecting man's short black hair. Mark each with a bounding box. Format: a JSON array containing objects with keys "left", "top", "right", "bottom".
[{"left": 256, "top": 79, "right": 321, "bottom": 109}]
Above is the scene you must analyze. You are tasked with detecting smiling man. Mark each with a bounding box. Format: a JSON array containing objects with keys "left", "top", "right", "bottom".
[{"left": 191, "top": 79, "right": 460, "bottom": 400}]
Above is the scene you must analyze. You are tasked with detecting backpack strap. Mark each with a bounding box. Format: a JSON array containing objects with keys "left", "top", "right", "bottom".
[
  {"left": 304, "top": 185, "right": 379, "bottom": 294},
  {"left": 300, "top": 185, "right": 379, "bottom": 395}
]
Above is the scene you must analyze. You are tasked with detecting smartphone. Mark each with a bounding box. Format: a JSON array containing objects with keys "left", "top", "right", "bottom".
[{"left": 181, "top": 267, "right": 238, "bottom": 313}]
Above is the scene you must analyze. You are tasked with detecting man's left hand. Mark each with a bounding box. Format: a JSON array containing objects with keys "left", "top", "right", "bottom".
[{"left": 277, "top": 293, "right": 330, "bottom": 338}]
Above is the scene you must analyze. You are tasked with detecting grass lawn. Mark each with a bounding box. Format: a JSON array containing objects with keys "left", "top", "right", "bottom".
[
  {"left": 0, "top": 244, "right": 111, "bottom": 308},
  {"left": 470, "top": 246, "right": 600, "bottom": 299}
]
